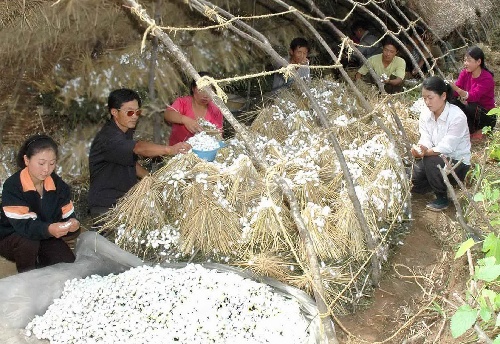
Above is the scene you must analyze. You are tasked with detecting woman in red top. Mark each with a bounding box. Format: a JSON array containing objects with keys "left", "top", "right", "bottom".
[
  {"left": 450, "top": 46, "right": 496, "bottom": 138},
  {"left": 164, "top": 72, "right": 224, "bottom": 145}
]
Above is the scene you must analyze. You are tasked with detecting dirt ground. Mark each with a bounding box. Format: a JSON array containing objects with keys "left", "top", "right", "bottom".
[{"left": 338, "top": 193, "right": 462, "bottom": 343}]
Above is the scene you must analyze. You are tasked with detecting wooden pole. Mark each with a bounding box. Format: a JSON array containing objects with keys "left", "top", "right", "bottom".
[
  {"left": 149, "top": 0, "right": 162, "bottom": 144},
  {"left": 122, "top": 0, "right": 339, "bottom": 342}
]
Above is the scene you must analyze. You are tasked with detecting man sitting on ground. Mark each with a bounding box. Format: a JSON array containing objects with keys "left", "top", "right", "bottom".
[
  {"left": 272, "top": 37, "right": 311, "bottom": 91},
  {"left": 351, "top": 20, "right": 382, "bottom": 63},
  {"left": 355, "top": 37, "right": 406, "bottom": 94},
  {"left": 88, "top": 88, "right": 191, "bottom": 219}
]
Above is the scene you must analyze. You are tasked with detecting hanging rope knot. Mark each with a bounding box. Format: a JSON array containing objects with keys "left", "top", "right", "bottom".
[
  {"left": 337, "top": 37, "right": 351, "bottom": 61},
  {"left": 343, "top": 36, "right": 354, "bottom": 60},
  {"left": 204, "top": 6, "right": 228, "bottom": 27},
  {"left": 129, "top": 5, "right": 159, "bottom": 53},
  {"left": 276, "top": 64, "right": 296, "bottom": 83},
  {"left": 197, "top": 75, "right": 228, "bottom": 103}
]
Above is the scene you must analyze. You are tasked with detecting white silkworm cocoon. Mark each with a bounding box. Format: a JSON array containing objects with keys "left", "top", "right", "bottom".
[
  {"left": 59, "top": 222, "right": 71, "bottom": 229},
  {"left": 412, "top": 144, "right": 423, "bottom": 155},
  {"left": 26, "top": 265, "right": 311, "bottom": 344},
  {"left": 187, "top": 132, "right": 220, "bottom": 151}
]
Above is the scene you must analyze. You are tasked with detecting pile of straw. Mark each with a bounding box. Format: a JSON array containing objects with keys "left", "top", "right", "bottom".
[
  {"left": 0, "top": 145, "right": 17, "bottom": 197},
  {"left": 57, "top": 125, "right": 100, "bottom": 184},
  {"left": 100, "top": 77, "right": 413, "bottom": 314},
  {"left": 407, "top": 0, "right": 493, "bottom": 38}
]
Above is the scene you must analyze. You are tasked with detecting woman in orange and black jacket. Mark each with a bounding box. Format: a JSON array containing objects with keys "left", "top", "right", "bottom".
[{"left": 0, "top": 134, "right": 80, "bottom": 273}]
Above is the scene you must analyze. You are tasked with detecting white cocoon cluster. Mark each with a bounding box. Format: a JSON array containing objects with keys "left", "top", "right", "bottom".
[
  {"left": 187, "top": 132, "right": 220, "bottom": 151},
  {"left": 412, "top": 144, "right": 423, "bottom": 155},
  {"left": 26, "top": 264, "right": 311, "bottom": 344}
]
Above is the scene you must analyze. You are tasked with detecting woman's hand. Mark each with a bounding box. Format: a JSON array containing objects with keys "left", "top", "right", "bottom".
[
  {"left": 411, "top": 144, "right": 427, "bottom": 158},
  {"left": 48, "top": 218, "right": 80, "bottom": 238},
  {"left": 181, "top": 117, "right": 203, "bottom": 134}
]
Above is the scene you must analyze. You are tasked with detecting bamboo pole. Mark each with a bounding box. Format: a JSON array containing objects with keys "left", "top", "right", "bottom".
[
  {"left": 149, "top": 0, "right": 162, "bottom": 144},
  {"left": 344, "top": 0, "right": 425, "bottom": 80},
  {"left": 121, "top": 0, "right": 338, "bottom": 342},
  {"left": 190, "top": 0, "right": 382, "bottom": 287},
  {"left": 389, "top": 0, "right": 444, "bottom": 78},
  {"left": 302, "top": 0, "right": 385, "bottom": 93}
]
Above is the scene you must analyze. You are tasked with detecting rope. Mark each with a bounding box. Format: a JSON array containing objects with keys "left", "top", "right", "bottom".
[
  {"left": 196, "top": 75, "right": 228, "bottom": 102},
  {"left": 126, "top": 1, "right": 458, "bottom": 72}
]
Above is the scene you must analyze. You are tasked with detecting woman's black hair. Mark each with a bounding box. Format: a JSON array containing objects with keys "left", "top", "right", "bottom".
[
  {"left": 422, "top": 76, "right": 453, "bottom": 102},
  {"left": 467, "top": 46, "right": 494, "bottom": 77},
  {"left": 17, "top": 134, "right": 59, "bottom": 169},
  {"left": 107, "top": 88, "right": 142, "bottom": 118},
  {"left": 190, "top": 71, "right": 212, "bottom": 96}
]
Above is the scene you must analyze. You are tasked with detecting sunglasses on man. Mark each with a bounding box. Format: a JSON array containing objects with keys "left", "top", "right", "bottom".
[{"left": 119, "top": 108, "right": 142, "bottom": 117}]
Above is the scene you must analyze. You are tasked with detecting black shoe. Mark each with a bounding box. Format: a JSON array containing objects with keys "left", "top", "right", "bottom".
[{"left": 426, "top": 197, "right": 449, "bottom": 211}]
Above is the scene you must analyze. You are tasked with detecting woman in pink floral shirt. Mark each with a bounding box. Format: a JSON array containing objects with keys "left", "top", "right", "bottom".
[
  {"left": 450, "top": 46, "right": 496, "bottom": 138},
  {"left": 164, "top": 72, "right": 223, "bottom": 145}
]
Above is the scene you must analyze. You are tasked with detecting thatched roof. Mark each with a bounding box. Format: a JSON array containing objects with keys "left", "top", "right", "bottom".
[{"left": 0, "top": 0, "right": 493, "bottom": 144}]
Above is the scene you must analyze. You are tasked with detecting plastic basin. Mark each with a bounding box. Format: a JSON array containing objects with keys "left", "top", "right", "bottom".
[{"left": 192, "top": 141, "right": 225, "bottom": 162}]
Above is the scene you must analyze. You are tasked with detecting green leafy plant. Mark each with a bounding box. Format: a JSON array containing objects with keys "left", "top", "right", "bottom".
[
  {"left": 484, "top": 108, "right": 500, "bottom": 161},
  {"left": 473, "top": 171, "right": 500, "bottom": 227},
  {"left": 451, "top": 235, "right": 500, "bottom": 341}
]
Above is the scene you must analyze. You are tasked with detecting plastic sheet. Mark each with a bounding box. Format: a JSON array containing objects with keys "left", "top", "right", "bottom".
[
  {"left": 0, "top": 232, "right": 324, "bottom": 344},
  {"left": 0, "top": 232, "right": 143, "bottom": 344}
]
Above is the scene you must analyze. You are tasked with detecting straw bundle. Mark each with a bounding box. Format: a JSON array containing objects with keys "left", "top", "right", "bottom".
[
  {"left": 0, "top": 145, "right": 17, "bottom": 196},
  {"left": 250, "top": 107, "right": 290, "bottom": 143},
  {"left": 329, "top": 194, "right": 370, "bottom": 261},
  {"left": 99, "top": 175, "right": 168, "bottom": 253},
  {"left": 152, "top": 153, "right": 203, "bottom": 217},
  {"left": 407, "top": 0, "right": 493, "bottom": 38},
  {"left": 286, "top": 265, "right": 354, "bottom": 315},
  {"left": 224, "top": 155, "right": 264, "bottom": 214},
  {"left": 179, "top": 178, "right": 240, "bottom": 256},
  {"left": 298, "top": 202, "right": 350, "bottom": 261},
  {"left": 57, "top": 125, "right": 99, "bottom": 183},
  {"left": 241, "top": 196, "right": 295, "bottom": 254},
  {"left": 236, "top": 251, "right": 295, "bottom": 282}
]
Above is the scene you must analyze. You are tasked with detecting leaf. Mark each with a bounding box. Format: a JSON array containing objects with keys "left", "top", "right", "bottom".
[
  {"left": 497, "top": 313, "right": 500, "bottom": 327},
  {"left": 455, "top": 238, "right": 476, "bottom": 259},
  {"left": 495, "top": 334, "right": 500, "bottom": 344},
  {"left": 450, "top": 305, "right": 477, "bottom": 338},
  {"left": 475, "top": 265, "right": 500, "bottom": 282},
  {"left": 491, "top": 219, "right": 500, "bottom": 226},
  {"left": 483, "top": 233, "right": 500, "bottom": 263},
  {"left": 495, "top": 293, "right": 500, "bottom": 309},
  {"left": 474, "top": 192, "right": 485, "bottom": 202},
  {"left": 492, "top": 189, "right": 500, "bottom": 202},
  {"left": 487, "top": 107, "right": 500, "bottom": 116},
  {"left": 479, "top": 306, "right": 492, "bottom": 321},
  {"left": 482, "top": 289, "right": 497, "bottom": 309}
]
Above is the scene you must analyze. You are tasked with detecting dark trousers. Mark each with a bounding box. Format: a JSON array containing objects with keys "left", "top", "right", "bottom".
[
  {"left": 450, "top": 98, "right": 496, "bottom": 133},
  {"left": 411, "top": 155, "right": 470, "bottom": 198},
  {"left": 0, "top": 233, "right": 75, "bottom": 273}
]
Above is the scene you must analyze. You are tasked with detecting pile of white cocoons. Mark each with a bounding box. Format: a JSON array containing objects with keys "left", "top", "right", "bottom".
[
  {"left": 187, "top": 132, "right": 220, "bottom": 151},
  {"left": 25, "top": 264, "right": 312, "bottom": 344}
]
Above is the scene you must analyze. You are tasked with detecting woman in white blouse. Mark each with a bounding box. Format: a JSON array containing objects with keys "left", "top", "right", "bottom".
[{"left": 411, "top": 76, "right": 471, "bottom": 211}]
